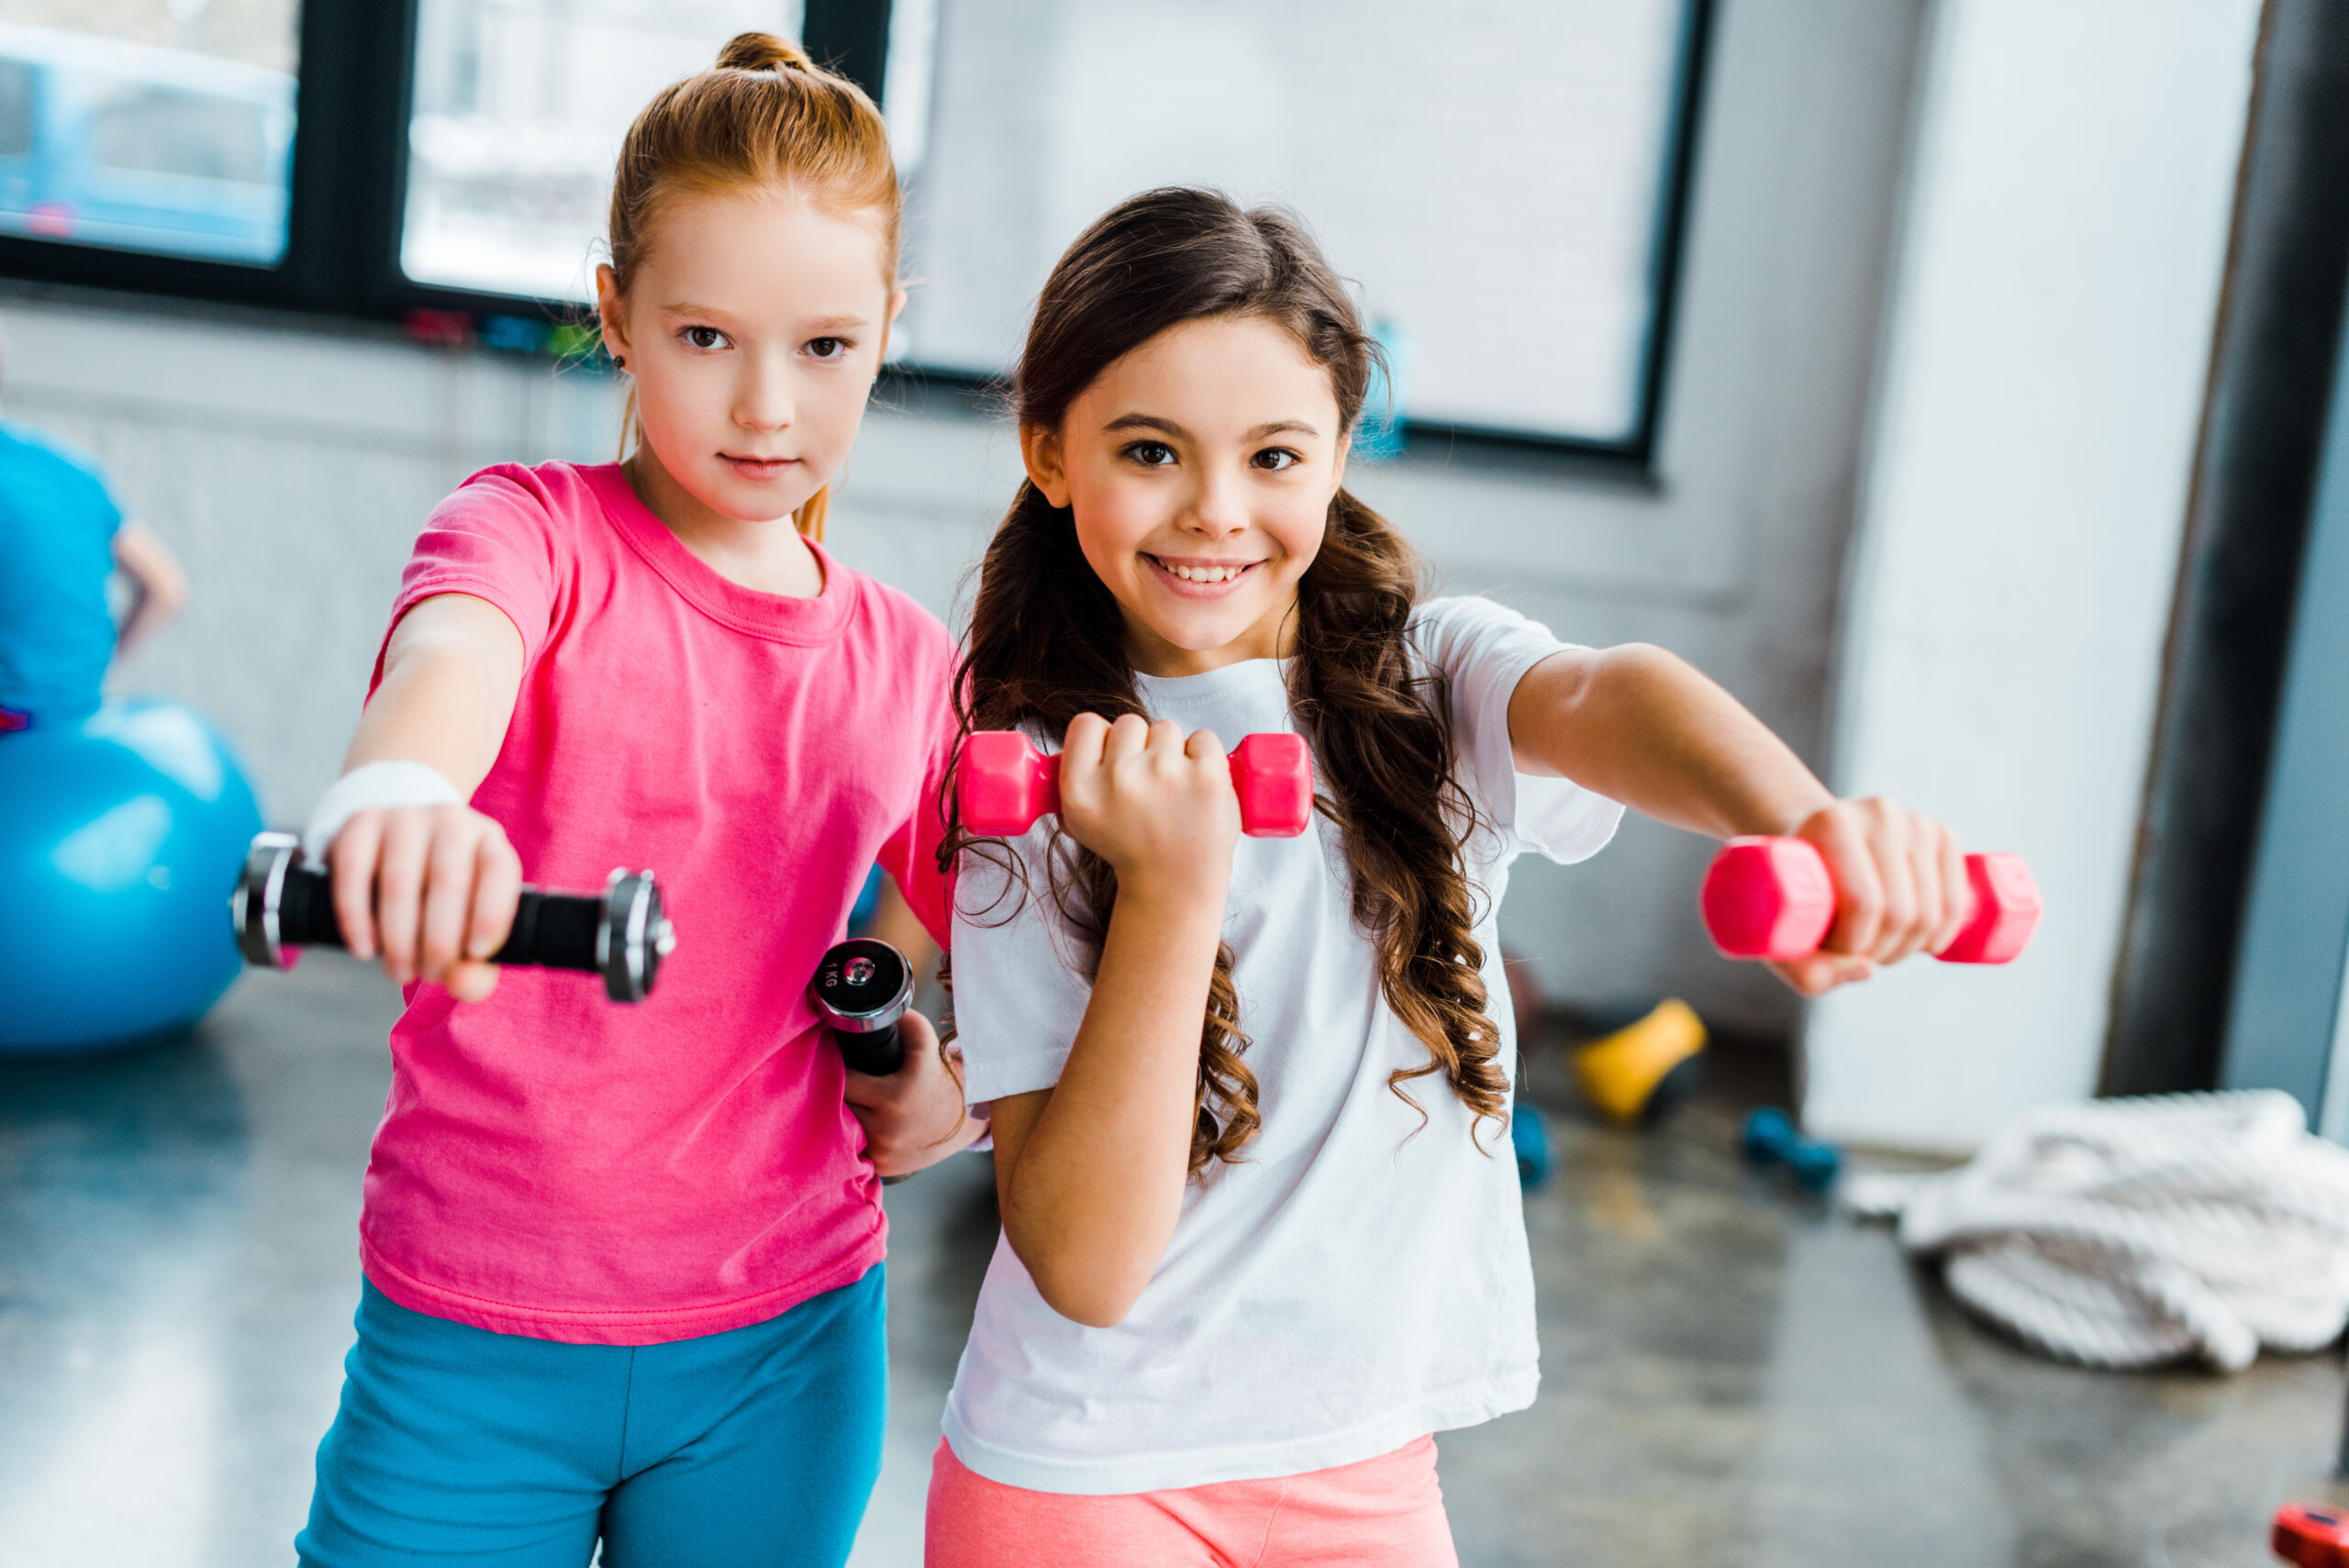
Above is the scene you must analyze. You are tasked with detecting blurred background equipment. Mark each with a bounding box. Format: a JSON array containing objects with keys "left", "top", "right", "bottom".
[
  {"left": 1740, "top": 1106, "right": 1841, "bottom": 1195},
  {"left": 1510, "top": 1105, "right": 1556, "bottom": 1187},
  {"left": 0, "top": 698, "right": 260, "bottom": 1052},
  {"left": 1845, "top": 1091, "right": 2349, "bottom": 1373},
  {"left": 1572, "top": 996, "right": 1708, "bottom": 1127},
  {"left": 0, "top": 363, "right": 244, "bottom": 1056}
]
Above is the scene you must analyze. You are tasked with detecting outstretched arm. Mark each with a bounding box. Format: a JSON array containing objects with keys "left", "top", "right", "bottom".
[
  {"left": 987, "top": 712, "right": 1239, "bottom": 1329},
  {"left": 329, "top": 592, "right": 528, "bottom": 1001},
  {"left": 1508, "top": 644, "right": 1968, "bottom": 995}
]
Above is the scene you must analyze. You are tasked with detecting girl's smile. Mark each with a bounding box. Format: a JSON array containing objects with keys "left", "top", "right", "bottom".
[
  {"left": 1022, "top": 314, "right": 1348, "bottom": 677},
  {"left": 1143, "top": 553, "right": 1267, "bottom": 595}
]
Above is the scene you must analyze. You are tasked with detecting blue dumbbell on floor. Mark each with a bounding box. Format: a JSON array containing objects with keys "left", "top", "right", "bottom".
[
  {"left": 1742, "top": 1107, "right": 1841, "bottom": 1193},
  {"left": 1513, "top": 1103, "right": 1556, "bottom": 1188}
]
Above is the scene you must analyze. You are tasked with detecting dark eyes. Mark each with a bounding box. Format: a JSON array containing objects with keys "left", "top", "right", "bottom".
[
  {"left": 1119, "top": 442, "right": 1304, "bottom": 470},
  {"left": 674, "top": 328, "right": 851, "bottom": 359}
]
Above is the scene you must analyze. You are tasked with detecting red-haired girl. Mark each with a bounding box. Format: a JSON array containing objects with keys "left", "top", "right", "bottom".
[
  {"left": 929, "top": 188, "right": 1972, "bottom": 1566},
  {"left": 294, "top": 34, "right": 974, "bottom": 1567}
]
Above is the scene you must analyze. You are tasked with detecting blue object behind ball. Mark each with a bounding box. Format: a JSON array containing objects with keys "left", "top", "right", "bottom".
[{"left": 0, "top": 699, "right": 262, "bottom": 1053}]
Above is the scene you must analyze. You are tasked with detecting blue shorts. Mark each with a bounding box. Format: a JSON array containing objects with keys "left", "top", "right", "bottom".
[{"left": 297, "top": 1264, "right": 886, "bottom": 1567}]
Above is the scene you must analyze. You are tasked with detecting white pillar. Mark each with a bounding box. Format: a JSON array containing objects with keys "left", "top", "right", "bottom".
[{"left": 1803, "top": 0, "right": 2263, "bottom": 1151}]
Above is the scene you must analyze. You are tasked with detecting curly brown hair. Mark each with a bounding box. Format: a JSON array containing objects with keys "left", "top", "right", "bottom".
[{"left": 944, "top": 187, "right": 1507, "bottom": 1173}]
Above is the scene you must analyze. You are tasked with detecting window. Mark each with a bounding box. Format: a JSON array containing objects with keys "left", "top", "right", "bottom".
[
  {"left": 0, "top": 60, "right": 34, "bottom": 159},
  {"left": 889, "top": 0, "right": 1709, "bottom": 449},
  {"left": 402, "top": 0, "right": 807, "bottom": 302},
  {"left": 0, "top": 4, "right": 297, "bottom": 265},
  {"left": 95, "top": 86, "right": 273, "bottom": 184},
  {"left": 0, "top": 0, "right": 1711, "bottom": 462}
]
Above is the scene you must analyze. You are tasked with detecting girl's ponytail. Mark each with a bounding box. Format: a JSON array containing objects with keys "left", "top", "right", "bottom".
[
  {"left": 714, "top": 31, "right": 816, "bottom": 73},
  {"left": 1291, "top": 490, "right": 1508, "bottom": 1139}
]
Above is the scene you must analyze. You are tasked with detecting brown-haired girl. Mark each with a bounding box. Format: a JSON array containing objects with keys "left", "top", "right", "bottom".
[
  {"left": 293, "top": 35, "right": 976, "bottom": 1566},
  {"left": 930, "top": 188, "right": 1974, "bottom": 1565}
]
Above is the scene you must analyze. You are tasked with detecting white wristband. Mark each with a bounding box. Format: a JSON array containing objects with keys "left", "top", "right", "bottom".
[{"left": 302, "top": 760, "right": 464, "bottom": 867}]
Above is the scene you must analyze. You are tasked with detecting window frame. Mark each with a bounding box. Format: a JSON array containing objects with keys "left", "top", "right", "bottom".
[{"left": 0, "top": 0, "right": 1714, "bottom": 468}]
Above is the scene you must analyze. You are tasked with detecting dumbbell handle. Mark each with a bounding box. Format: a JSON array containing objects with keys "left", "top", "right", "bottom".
[
  {"left": 230, "top": 831, "right": 673, "bottom": 1002},
  {"left": 836, "top": 1022, "right": 904, "bottom": 1077},
  {"left": 961, "top": 729, "right": 1314, "bottom": 838},
  {"left": 280, "top": 870, "right": 598, "bottom": 969},
  {"left": 1701, "top": 836, "right": 2042, "bottom": 965}
]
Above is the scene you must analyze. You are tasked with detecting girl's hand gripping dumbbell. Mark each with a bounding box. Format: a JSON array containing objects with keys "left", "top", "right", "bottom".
[
  {"left": 813, "top": 936, "right": 982, "bottom": 1180},
  {"left": 962, "top": 728, "right": 1315, "bottom": 838},
  {"left": 810, "top": 937, "right": 915, "bottom": 1075},
  {"left": 1700, "top": 834, "right": 2042, "bottom": 966},
  {"left": 230, "top": 830, "right": 675, "bottom": 1002}
]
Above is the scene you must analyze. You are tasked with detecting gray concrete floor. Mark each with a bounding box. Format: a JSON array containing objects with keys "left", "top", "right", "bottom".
[{"left": 0, "top": 952, "right": 2342, "bottom": 1566}]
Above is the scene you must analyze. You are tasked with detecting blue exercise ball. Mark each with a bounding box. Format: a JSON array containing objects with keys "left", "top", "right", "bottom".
[{"left": 0, "top": 699, "right": 263, "bottom": 1054}]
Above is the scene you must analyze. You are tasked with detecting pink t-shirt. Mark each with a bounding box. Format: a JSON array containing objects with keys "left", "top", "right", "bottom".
[{"left": 357, "top": 461, "right": 956, "bottom": 1345}]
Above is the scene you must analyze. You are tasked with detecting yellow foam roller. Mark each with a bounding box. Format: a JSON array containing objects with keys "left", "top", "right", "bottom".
[{"left": 1573, "top": 997, "right": 1707, "bottom": 1126}]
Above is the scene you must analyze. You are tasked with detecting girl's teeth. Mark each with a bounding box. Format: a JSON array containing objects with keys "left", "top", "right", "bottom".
[{"left": 1170, "top": 562, "right": 1241, "bottom": 583}]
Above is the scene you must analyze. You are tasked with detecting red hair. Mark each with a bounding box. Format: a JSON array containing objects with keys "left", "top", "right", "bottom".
[{"left": 606, "top": 32, "right": 900, "bottom": 540}]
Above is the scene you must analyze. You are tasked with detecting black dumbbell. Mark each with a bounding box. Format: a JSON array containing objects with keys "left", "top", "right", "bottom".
[
  {"left": 810, "top": 938, "right": 914, "bottom": 1074},
  {"left": 229, "top": 830, "right": 674, "bottom": 1003}
]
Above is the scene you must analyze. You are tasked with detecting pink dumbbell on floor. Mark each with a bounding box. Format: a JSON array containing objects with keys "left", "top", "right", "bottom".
[
  {"left": 1700, "top": 836, "right": 2043, "bottom": 964},
  {"left": 960, "top": 730, "right": 1316, "bottom": 839}
]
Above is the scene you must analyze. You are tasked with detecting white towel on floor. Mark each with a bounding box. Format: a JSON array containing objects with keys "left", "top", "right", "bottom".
[{"left": 1843, "top": 1091, "right": 2349, "bottom": 1372}]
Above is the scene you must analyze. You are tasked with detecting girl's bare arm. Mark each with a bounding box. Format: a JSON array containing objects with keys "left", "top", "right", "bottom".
[
  {"left": 110, "top": 521, "right": 186, "bottom": 653},
  {"left": 986, "top": 713, "right": 1237, "bottom": 1329},
  {"left": 1508, "top": 644, "right": 1969, "bottom": 994},
  {"left": 331, "top": 593, "right": 528, "bottom": 999}
]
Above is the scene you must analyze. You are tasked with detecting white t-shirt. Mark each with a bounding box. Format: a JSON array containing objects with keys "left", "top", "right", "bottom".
[{"left": 941, "top": 595, "right": 1625, "bottom": 1495}]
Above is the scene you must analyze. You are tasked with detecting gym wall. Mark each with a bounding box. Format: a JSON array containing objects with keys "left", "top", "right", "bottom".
[{"left": 1807, "top": 0, "right": 2265, "bottom": 1150}]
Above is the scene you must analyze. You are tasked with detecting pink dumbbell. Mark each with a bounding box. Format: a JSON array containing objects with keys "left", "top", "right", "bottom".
[
  {"left": 960, "top": 730, "right": 1315, "bottom": 839},
  {"left": 1700, "top": 836, "right": 2043, "bottom": 965}
]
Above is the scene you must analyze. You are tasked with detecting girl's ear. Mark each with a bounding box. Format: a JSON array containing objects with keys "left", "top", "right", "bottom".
[
  {"left": 1021, "top": 424, "right": 1074, "bottom": 509},
  {"left": 595, "top": 263, "right": 632, "bottom": 368},
  {"left": 873, "top": 287, "right": 909, "bottom": 369}
]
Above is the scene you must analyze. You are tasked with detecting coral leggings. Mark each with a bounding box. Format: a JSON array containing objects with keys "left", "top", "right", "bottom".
[{"left": 925, "top": 1434, "right": 1459, "bottom": 1568}]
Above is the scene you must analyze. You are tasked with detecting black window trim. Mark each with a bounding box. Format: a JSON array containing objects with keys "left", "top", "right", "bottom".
[{"left": 0, "top": 0, "right": 1714, "bottom": 469}]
